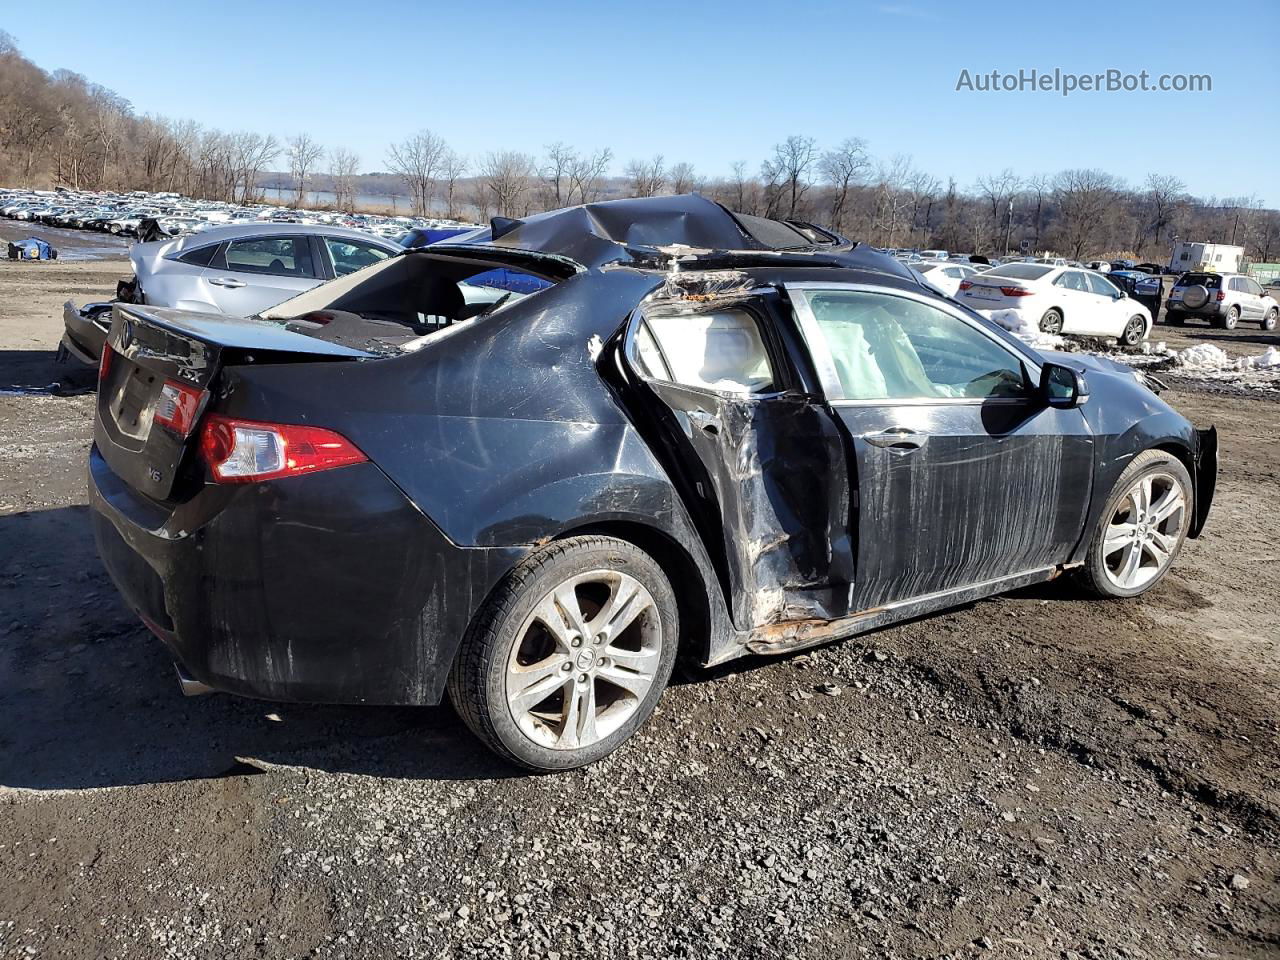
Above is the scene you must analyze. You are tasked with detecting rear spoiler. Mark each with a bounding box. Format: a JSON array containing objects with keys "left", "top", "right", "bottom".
[{"left": 111, "top": 304, "right": 373, "bottom": 360}]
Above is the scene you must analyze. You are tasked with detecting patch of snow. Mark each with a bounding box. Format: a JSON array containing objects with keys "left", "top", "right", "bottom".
[
  {"left": 1176, "top": 343, "right": 1233, "bottom": 371},
  {"left": 1239, "top": 346, "right": 1280, "bottom": 370},
  {"left": 981, "top": 308, "right": 1064, "bottom": 349}
]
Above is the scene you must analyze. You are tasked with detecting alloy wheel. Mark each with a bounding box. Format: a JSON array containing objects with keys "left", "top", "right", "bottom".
[
  {"left": 1122, "top": 316, "right": 1144, "bottom": 346},
  {"left": 505, "top": 570, "right": 663, "bottom": 750},
  {"left": 1101, "top": 472, "right": 1187, "bottom": 591},
  {"left": 1040, "top": 309, "right": 1063, "bottom": 335}
]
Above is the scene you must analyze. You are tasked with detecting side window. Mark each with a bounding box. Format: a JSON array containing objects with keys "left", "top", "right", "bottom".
[
  {"left": 1057, "top": 271, "right": 1088, "bottom": 292},
  {"left": 1248, "top": 279, "right": 1265, "bottom": 296},
  {"left": 325, "top": 237, "right": 393, "bottom": 277},
  {"left": 799, "top": 289, "right": 1028, "bottom": 401},
  {"left": 177, "top": 244, "right": 218, "bottom": 267},
  {"left": 1087, "top": 273, "right": 1120, "bottom": 297},
  {"left": 224, "top": 237, "right": 316, "bottom": 278},
  {"left": 632, "top": 308, "right": 776, "bottom": 395}
]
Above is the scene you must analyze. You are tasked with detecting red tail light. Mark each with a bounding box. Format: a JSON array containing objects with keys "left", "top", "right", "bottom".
[
  {"left": 154, "top": 379, "right": 205, "bottom": 437},
  {"left": 1215, "top": 290, "right": 1226, "bottom": 301},
  {"left": 1000, "top": 286, "right": 1034, "bottom": 297},
  {"left": 99, "top": 342, "right": 113, "bottom": 382},
  {"left": 199, "top": 414, "right": 367, "bottom": 484},
  {"left": 958, "top": 280, "right": 973, "bottom": 291}
]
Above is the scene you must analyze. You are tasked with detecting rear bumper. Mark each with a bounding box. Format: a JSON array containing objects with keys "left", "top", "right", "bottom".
[
  {"left": 89, "top": 444, "right": 524, "bottom": 705},
  {"left": 61, "top": 300, "right": 110, "bottom": 365},
  {"left": 1164, "top": 301, "right": 1222, "bottom": 318}
]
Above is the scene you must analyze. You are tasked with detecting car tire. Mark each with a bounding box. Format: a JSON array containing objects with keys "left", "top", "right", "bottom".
[
  {"left": 1219, "top": 306, "right": 1240, "bottom": 330},
  {"left": 1263, "top": 308, "right": 1278, "bottom": 331},
  {"left": 1077, "top": 450, "right": 1193, "bottom": 600},
  {"left": 1121, "top": 315, "right": 1146, "bottom": 347},
  {"left": 447, "top": 535, "right": 679, "bottom": 771},
  {"left": 1040, "top": 308, "right": 1064, "bottom": 335}
]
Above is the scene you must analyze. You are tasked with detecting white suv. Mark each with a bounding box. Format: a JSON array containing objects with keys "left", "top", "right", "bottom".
[{"left": 1166, "top": 273, "right": 1279, "bottom": 330}]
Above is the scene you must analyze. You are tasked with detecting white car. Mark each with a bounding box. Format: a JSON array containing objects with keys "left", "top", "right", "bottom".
[
  {"left": 920, "top": 249, "right": 949, "bottom": 260},
  {"left": 958, "top": 262, "right": 1152, "bottom": 345},
  {"left": 911, "top": 261, "right": 979, "bottom": 297}
]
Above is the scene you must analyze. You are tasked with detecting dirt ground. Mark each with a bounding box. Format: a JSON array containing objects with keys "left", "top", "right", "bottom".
[{"left": 0, "top": 259, "right": 1276, "bottom": 959}]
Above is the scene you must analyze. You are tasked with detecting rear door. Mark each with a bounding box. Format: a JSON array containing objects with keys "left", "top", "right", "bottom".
[
  {"left": 1237, "top": 277, "right": 1264, "bottom": 319},
  {"left": 201, "top": 235, "right": 321, "bottom": 316},
  {"left": 787, "top": 283, "right": 1095, "bottom": 610},
  {"left": 621, "top": 293, "right": 856, "bottom": 629},
  {"left": 1051, "top": 270, "right": 1094, "bottom": 332}
]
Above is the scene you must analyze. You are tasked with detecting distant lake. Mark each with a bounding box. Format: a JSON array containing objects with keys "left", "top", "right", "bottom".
[{"left": 259, "top": 186, "right": 425, "bottom": 214}]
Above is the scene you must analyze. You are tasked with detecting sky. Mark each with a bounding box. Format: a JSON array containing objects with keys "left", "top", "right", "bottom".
[{"left": 4, "top": 0, "right": 1278, "bottom": 204}]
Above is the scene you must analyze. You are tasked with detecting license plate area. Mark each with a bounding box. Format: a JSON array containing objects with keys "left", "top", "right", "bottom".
[{"left": 110, "top": 362, "right": 161, "bottom": 441}]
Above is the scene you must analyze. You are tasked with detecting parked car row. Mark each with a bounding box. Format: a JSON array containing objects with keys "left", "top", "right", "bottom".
[
  {"left": 898, "top": 247, "right": 1277, "bottom": 341},
  {"left": 0, "top": 187, "right": 475, "bottom": 242}
]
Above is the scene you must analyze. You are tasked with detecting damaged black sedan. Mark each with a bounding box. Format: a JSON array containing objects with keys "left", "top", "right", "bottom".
[{"left": 88, "top": 195, "right": 1216, "bottom": 770}]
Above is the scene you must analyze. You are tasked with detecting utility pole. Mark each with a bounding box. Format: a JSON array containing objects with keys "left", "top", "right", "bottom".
[{"left": 1003, "top": 198, "right": 1014, "bottom": 256}]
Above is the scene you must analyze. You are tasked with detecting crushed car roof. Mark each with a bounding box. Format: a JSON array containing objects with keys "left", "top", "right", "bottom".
[{"left": 441, "top": 193, "right": 917, "bottom": 281}]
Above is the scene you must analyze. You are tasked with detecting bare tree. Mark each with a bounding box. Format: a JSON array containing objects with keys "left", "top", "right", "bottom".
[
  {"left": 669, "top": 161, "right": 698, "bottom": 195},
  {"left": 286, "top": 132, "right": 324, "bottom": 207},
  {"left": 625, "top": 155, "right": 666, "bottom": 197},
  {"left": 540, "top": 142, "right": 575, "bottom": 208},
  {"left": 229, "top": 131, "right": 278, "bottom": 203},
  {"left": 906, "top": 170, "right": 942, "bottom": 245},
  {"left": 566, "top": 147, "right": 612, "bottom": 205},
  {"left": 871, "top": 155, "right": 915, "bottom": 248},
  {"left": 762, "top": 135, "right": 818, "bottom": 219},
  {"left": 820, "top": 137, "right": 870, "bottom": 233},
  {"left": 975, "top": 168, "right": 1021, "bottom": 252},
  {"left": 328, "top": 146, "right": 361, "bottom": 211},
  {"left": 480, "top": 150, "right": 535, "bottom": 217},
  {"left": 1139, "top": 172, "right": 1185, "bottom": 252},
  {"left": 1052, "top": 168, "right": 1119, "bottom": 259},
  {"left": 387, "top": 129, "right": 448, "bottom": 216},
  {"left": 442, "top": 149, "right": 467, "bottom": 219},
  {"left": 90, "top": 86, "right": 128, "bottom": 187},
  {"left": 1022, "top": 173, "right": 1052, "bottom": 253},
  {"left": 727, "top": 160, "right": 758, "bottom": 215}
]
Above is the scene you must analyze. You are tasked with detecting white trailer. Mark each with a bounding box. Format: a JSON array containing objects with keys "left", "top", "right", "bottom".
[{"left": 1170, "top": 241, "right": 1244, "bottom": 273}]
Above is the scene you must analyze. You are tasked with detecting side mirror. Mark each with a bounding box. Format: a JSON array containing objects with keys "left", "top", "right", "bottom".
[{"left": 1040, "top": 362, "right": 1089, "bottom": 408}]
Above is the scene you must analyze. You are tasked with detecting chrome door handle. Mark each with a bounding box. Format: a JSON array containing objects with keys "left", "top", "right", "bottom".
[
  {"left": 862, "top": 427, "right": 926, "bottom": 452},
  {"left": 208, "top": 277, "right": 245, "bottom": 288},
  {"left": 687, "top": 409, "right": 722, "bottom": 436}
]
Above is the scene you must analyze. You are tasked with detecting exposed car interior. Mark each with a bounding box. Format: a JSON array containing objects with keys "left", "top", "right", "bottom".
[
  {"left": 269, "top": 250, "right": 569, "bottom": 350},
  {"left": 634, "top": 308, "right": 776, "bottom": 395},
  {"left": 805, "top": 290, "right": 1028, "bottom": 400}
]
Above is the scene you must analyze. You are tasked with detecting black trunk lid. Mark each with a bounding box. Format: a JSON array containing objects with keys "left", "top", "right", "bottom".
[{"left": 95, "top": 304, "right": 369, "bottom": 501}]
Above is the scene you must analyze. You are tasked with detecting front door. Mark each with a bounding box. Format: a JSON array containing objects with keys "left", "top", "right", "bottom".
[
  {"left": 787, "top": 283, "right": 1095, "bottom": 610},
  {"left": 621, "top": 294, "right": 855, "bottom": 629}
]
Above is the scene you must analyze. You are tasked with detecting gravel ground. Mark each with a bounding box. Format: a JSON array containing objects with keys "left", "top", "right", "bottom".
[{"left": 0, "top": 261, "right": 1276, "bottom": 959}]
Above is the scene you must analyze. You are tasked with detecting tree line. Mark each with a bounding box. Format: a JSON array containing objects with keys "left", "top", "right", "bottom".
[{"left": 2, "top": 32, "right": 1277, "bottom": 262}]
